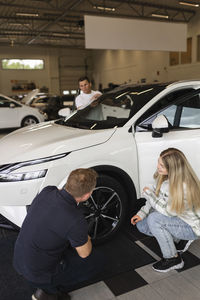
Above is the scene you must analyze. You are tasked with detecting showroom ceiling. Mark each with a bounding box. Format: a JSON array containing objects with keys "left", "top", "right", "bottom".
[{"left": 0, "top": 0, "right": 199, "bottom": 48}]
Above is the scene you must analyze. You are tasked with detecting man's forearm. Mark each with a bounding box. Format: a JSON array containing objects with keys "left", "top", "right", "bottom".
[
  {"left": 86, "top": 235, "right": 92, "bottom": 256},
  {"left": 75, "top": 235, "right": 92, "bottom": 258}
]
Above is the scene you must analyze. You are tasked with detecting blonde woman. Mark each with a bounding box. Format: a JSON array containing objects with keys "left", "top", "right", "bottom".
[{"left": 131, "top": 148, "right": 200, "bottom": 272}]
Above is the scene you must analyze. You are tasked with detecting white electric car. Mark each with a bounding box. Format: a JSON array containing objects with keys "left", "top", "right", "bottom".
[{"left": 1, "top": 80, "right": 200, "bottom": 243}]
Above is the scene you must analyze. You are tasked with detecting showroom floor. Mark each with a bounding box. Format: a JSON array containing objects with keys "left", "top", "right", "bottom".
[
  {"left": 1, "top": 130, "right": 200, "bottom": 300},
  {"left": 69, "top": 240, "right": 200, "bottom": 300}
]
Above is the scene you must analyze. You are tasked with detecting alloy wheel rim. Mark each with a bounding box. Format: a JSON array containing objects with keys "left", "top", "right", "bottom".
[{"left": 81, "top": 186, "right": 122, "bottom": 240}]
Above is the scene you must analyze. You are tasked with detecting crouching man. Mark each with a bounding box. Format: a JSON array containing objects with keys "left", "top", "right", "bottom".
[{"left": 13, "top": 168, "right": 101, "bottom": 300}]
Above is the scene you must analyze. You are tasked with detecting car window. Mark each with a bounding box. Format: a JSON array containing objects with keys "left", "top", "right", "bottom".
[
  {"left": 0, "top": 98, "right": 12, "bottom": 107},
  {"left": 179, "top": 94, "right": 200, "bottom": 128},
  {"left": 56, "top": 84, "right": 166, "bottom": 130},
  {"left": 36, "top": 98, "right": 48, "bottom": 103},
  {"left": 157, "top": 105, "right": 177, "bottom": 125},
  {"left": 136, "top": 88, "right": 194, "bottom": 130}
]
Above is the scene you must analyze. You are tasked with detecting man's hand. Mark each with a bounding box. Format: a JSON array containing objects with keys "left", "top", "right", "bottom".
[
  {"left": 91, "top": 93, "right": 101, "bottom": 101},
  {"left": 131, "top": 215, "right": 142, "bottom": 225},
  {"left": 75, "top": 235, "right": 92, "bottom": 258}
]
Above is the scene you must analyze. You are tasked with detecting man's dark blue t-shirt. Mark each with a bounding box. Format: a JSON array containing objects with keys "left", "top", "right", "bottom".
[{"left": 13, "top": 186, "right": 88, "bottom": 284}]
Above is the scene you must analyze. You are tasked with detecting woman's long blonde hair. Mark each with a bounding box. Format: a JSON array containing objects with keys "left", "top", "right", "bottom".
[{"left": 154, "top": 148, "right": 200, "bottom": 214}]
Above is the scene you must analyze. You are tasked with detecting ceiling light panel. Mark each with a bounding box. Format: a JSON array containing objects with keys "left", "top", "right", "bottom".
[
  {"left": 16, "top": 12, "right": 39, "bottom": 17},
  {"left": 151, "top": 13, "right": 169, "bottom": 19},
  {"left": 179, "top": 1, "right": 199, "bottom": 7},
  {"left": 93, "top": 5, "right": 116, "bottom": 12}
]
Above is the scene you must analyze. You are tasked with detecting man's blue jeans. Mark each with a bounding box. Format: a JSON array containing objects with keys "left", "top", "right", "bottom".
[{"left": 136, "top": 211, "right": 198, "bottom": 258}]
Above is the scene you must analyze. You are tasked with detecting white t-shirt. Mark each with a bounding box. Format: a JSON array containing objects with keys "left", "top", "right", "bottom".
[{"left": 75, "top": 90, "right": 102, "bottom": 109}]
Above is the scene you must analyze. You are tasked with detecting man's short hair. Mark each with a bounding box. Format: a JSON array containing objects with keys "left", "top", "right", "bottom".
[
  {"left": 78, "top": 76, "right": 90, "bottom": 84},
  {"left": 65, "top": 168, "right": 97, "bottom": 198}
]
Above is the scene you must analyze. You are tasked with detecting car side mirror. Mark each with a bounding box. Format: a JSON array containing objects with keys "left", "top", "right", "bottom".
[
  {"left": 152, "top": 115, "right": 169, "bottom": 138},
  {"left": 9, "top": 103, "right": 15, "bottom": 108},
  {"left": 58, "top": 107, "right": 71, "bottom": 118}
]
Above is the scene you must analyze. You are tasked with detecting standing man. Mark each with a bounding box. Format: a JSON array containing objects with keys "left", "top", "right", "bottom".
[
  {"left": 75, "top": 76, "right": 102, "bottom": 110},
  {"left": 13, "top": 168, "right": 100, "bottom": 300}
]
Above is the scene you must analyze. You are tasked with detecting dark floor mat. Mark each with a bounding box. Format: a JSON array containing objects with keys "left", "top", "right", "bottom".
[
  {"left": 104, "top": 270, "right": 148, "bottom": 296},
  {"left": 0, "top": 231, "right": 34, "bottom": 300},
  {"left": 0, "top": 227, "right": 154, "bottom": 299}
]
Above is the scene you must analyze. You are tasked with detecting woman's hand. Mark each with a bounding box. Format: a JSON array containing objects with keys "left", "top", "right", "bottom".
[
  {"left": 131, "top": 214, "right": 142, "bottom": 225},
  {"left": 143, "top": 186, "right": 150, "bottom": 192}
]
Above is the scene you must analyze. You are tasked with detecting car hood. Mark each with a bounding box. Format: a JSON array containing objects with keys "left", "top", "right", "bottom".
[
  {"left": 0, "top": 122, "right": 117, "bottom": 163},
  {"left": 21, "top": 89, "right": 39, "bottom": 105}
]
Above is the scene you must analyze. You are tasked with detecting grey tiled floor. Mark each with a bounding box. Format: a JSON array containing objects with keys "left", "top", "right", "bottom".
[
  {"left": 69, "top": 240, "right": 200, "bottom": 300},
  {"left": 1, "top": 130, "right": 200, "bottom": 299}
]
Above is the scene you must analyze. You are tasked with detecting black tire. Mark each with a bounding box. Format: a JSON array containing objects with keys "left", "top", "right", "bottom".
[
  {"left": 79, "top": 174, "right": 128, "bottom": 244},
  {"left": 21, "top": 116, "right": 39, "bottom": 127}
]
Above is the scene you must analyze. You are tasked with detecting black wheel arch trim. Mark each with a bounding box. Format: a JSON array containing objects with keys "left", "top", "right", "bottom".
[{"left": 92, "top": 165, "right": 137, "bottom": 208}]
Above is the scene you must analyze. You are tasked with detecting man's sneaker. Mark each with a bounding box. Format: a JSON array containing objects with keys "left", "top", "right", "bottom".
[
  {"left": 32, "top": 289, "right": 58, "bottom": 300},
  {"left": 152, "top": 253, "right": 184, "bottom": 272},
  {"left": 175, "top": 240, "right": 193, "bottom": 253},
  {"left": 32, "top": 289, "right": 71, "bottom": 300}
]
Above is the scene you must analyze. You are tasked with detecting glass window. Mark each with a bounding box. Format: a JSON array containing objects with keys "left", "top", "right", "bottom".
[
  {"left": 169, "top": 52, "right": 179, "bottom": 66},
  {"left": 0, "top": 98, "right": 12, "bottom": 107},
  {"left": 181, "top": 37, "right": 192, "bottom": 64},
  {"left": 63, "top": 90, "right": 70, "bottom": 95},
  {"left": 56, "top": 84, "right": 166, "bottom": 130},
  {"left": 157, "top": 105, "right": 177, "bottom": 125},
  {"left": 137, "top": 88, "right": 193, "bottom": 130},
  {"left": 2, "top": 59, "right": 44, "bottom": 70},
  {"left": 179, "top": 95, "right": 200, "bottom": 128},
  {"left": 197, "top": 35, "right": 200, "bottom": 62}
]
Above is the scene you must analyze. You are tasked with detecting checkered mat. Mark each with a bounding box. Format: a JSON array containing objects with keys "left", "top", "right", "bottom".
[{"left": 0, "top": 224, "right": 155, "bottom": 300}]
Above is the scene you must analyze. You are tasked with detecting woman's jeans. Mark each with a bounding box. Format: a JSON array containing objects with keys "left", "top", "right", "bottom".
[{"left": 136, "top": 211, "right": 198, "bottom": 259}]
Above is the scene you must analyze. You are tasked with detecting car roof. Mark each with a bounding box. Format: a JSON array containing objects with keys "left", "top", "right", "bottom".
[{"left": 106, "top": 80, "right": 200, "bottom": 95}]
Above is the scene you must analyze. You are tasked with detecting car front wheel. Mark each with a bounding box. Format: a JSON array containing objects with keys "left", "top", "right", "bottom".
[
  {"left": 79, "top": 174, "right": 128, "bottom": 244},
  {"left": 21, "top": 116, "right": 39, "bottom": 127}
]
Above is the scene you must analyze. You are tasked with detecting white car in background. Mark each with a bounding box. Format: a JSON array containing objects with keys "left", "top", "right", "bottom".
[
  {"left": 0, "top": 80, "right": 200, "bottom": 243},
  {"left": 0, "top": 93, "right": 46, "bottom": 128}
]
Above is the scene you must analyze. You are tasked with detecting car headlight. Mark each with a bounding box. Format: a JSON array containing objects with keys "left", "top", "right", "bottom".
[
  {"left": 0, "top": 152, "right": 70, "bottom": 182},
  {"left": 0, "top": 169, "right": 47, "bottom": 182}
]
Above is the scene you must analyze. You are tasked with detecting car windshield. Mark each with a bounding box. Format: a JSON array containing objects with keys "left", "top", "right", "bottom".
[{"left": 55, "top": 84, "right": 166, "bottom": 130}]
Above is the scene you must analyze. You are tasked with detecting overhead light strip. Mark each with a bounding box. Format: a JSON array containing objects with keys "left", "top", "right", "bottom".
[
  {"left": 9, "top": 23, "right": 30, "bottom": 26},
  {"left": 151, "top": 13, "right": 169, "bottom": 19},
  {"left": 93, "top": 5, "right": 115, "bottom": 12},
  {"left": 179, "top": 1, "right": 199, "bottom": 7},
  {"left": 52, "top": 33, "right": 70, "bottom": 37},
  {"left": 16, "top": 12, "right": 39, "bottom": 17}
]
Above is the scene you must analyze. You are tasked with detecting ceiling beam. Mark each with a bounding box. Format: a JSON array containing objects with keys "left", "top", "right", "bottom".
[
  {"left": 106, "top": 0, "right": 196, "bottom": 14},
  {"left": 24, "top": 0, "right": 84, "bottom": 44}
]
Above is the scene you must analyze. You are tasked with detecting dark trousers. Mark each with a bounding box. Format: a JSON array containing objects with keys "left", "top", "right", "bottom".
[{"left": 29, "top": 247, "right": 105, "bottom": 294}]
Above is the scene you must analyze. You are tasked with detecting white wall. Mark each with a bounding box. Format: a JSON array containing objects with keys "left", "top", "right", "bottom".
[
  {"left": 0, "top": 47, "right": 51, "bottom": 95},
  {"left": 0, "top": 46, "right": 92, "bottom": 96},
  {"left": 92, "top": 10, "right": 200, "bottom": 90},
  {"left": 92, "top": 49, "right": 169, "bottom": 88}
]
